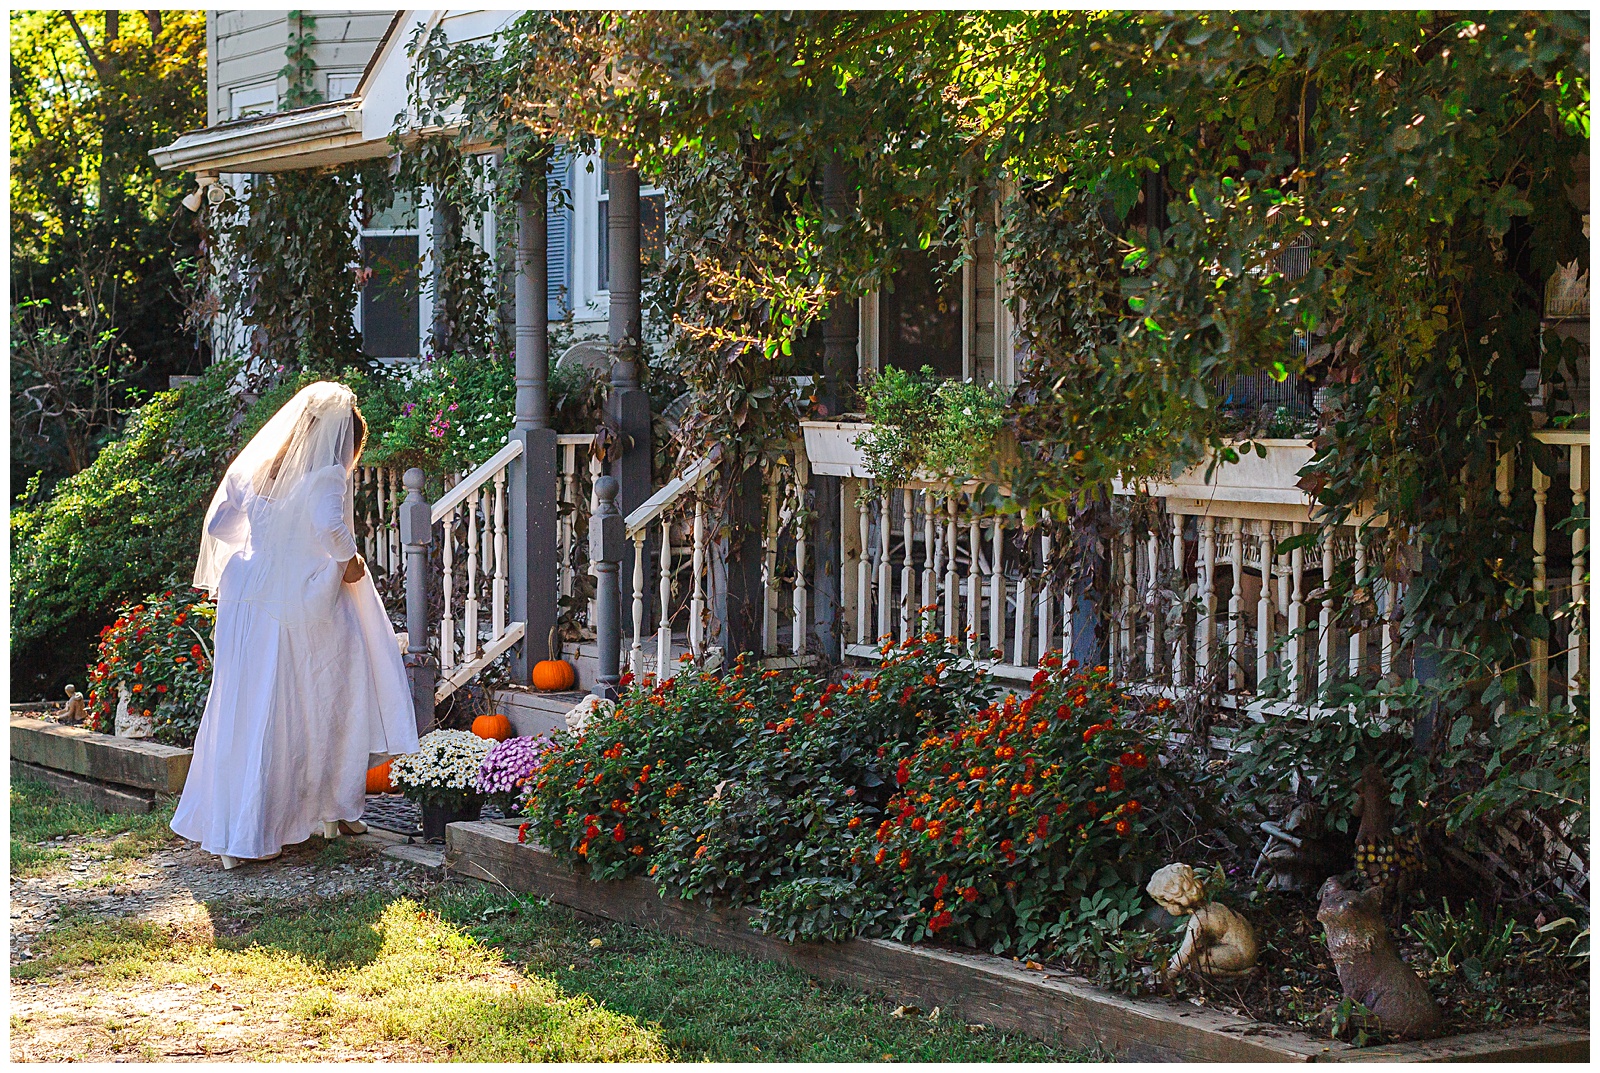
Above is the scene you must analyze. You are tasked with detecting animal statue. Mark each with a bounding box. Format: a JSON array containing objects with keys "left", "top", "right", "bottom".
[
  {"left": 1317, "top": 877, "right": 1443, "bottom": 1040},
  {"left": 1146, "top": 863, "right": 1260, "bottom": 979},
  {"left": 1256, "top": 800, "right": 1349, "bottom": 893}
]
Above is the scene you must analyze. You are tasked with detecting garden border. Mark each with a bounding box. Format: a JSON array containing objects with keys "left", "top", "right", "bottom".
[
  {"left": 9, "top": 717, "right": 190, "bottom": 814},
  {"left": 445, "top": 819, "right": 1588, "bottom": 1063}
]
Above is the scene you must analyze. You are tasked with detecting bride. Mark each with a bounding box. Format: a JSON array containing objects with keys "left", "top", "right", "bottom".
[{"left": 172, "top": 382, "right": 418, "bottom": 868}]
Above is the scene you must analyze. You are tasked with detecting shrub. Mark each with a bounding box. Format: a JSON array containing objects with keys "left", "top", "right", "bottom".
[
  {"left": 846, "top": 659, "right": 1160, "bottom": 956},
  {"left": 84, "top": 589, "right": 216, "bottom": 746},
  {"left": 519, "top": 658, "right": 786, "bottom": 879},
  {"left": 858, "top": 365, "right": 1006, "bottom": 484}
]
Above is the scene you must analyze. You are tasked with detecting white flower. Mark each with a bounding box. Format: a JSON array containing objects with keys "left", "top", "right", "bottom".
[{"left": 390, "top": 729, "right": 493, "bottom": 795}]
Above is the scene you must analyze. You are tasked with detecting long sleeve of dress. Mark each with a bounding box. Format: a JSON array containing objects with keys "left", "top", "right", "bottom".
[
  {"left": 206, "top": 472, "right": 250, "bottom": 543},
  {"left": 311, "top": 475, "right": 359, "bottom": 562}
]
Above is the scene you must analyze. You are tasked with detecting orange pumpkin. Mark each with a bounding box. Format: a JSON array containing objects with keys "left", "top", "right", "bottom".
[
  {"left": 366, "top": 760, "right": 394, "bottom": 794},
  {"left": 472, "top": 712, "right": 513, "bottom": 741},
  {"left": 532, "top": 659, "right": 576, "bottom": 692},
  {"left": 533, "top": 625, "right": 578, "bottom": 692}
]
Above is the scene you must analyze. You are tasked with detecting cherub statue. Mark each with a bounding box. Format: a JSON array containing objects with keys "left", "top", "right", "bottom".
[
  {"left": 1146, "top": 862, "right": 1260, "bottom": 979},
  {"left": 60, "top": 684, "right": 87, "bottom": 725}
]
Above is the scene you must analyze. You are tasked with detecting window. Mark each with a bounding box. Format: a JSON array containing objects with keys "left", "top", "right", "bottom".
[
  {"left": 325, "top": 72, "right": 362, "bottom": 102},
  {"left": 879, "top": 249, "right": 964, "bottom": 379},
  {"left": 229, "top": 82, "right": 276, "bottom": 121},
  {"left": 547, "top": 155, "right": 573, "bottom": 319},
  {"left": 360, "top": 192, "right": 420, "bottom": 359},
  {"left": 596, "top": 164, "right": 666, "bottom": 291}
]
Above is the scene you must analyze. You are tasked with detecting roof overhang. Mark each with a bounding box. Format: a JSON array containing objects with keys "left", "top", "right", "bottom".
[{"left": 150, "top": 100, "right": 381, "bottom": 175}]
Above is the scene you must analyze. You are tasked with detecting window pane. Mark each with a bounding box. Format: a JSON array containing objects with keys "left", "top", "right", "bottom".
[
  {"left": 367, "top": 188, "right": 418, "bottom": 231},
  {"left": 641, "top": 193, "right": 665, "bottom": 271},
  {"left": 880, "top": 248, "right": 963, "bottom": 379},
  {"left": 361, "top": 234, "right": 420, "bottom": 358}
]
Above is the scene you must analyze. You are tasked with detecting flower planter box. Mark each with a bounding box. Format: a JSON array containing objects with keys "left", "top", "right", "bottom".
[
  {"left": 799, "top": 419, "right": 875, "bottom": 479},
  {"left": 444, "top": 820, "right": 1587, "bottom": 1063},
  {"left": 1114, "top": 439, "right": 1319, "bottom": 515}
]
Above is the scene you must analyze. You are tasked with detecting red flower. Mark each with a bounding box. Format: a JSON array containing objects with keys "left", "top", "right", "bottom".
[
  {"left": 517, "top": 822, "right": 530, "bottom": 844},
  {"left": 934, "top": 874, "right": 949, "bottom": 898},
  {"left": 847, "top": 816, "right": 862, "bottom": 829},
  {"left": 928, "top": 911, "right": 953, "bottom": 933},
  {"left": 1124, "top": 800, "right": 1141, "bottom": 814},
  {"left": 1031, "top": 669, "right": 1049, "bottom": 688},
  {"left": 874, "top": 847, "right": 888, "bottom": 865},
  {"left": 896, "top": 759, "right": 911, "bottom": 786},
  {"left": 612, "top": 823, "right": 626, "bottom": 842},
  {"left": 898, "top": 850, "right": 912, "bottom": 870},
  {"left": 1115, "top": 819, "right": 1132, "bottom": 836},
  {"left": 962, "top": 886, "right": 981, "bottom": 903},
  {"left": 618, "top": 672, "right": 635, "bottom": 689}
]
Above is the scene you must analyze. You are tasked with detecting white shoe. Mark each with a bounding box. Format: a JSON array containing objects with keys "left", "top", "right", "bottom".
[
  {"left": 322, "top": 821, "right": 342, "bottom": 840},
  {"left": 220, "top": 854, "right": 241, "bottom": 870},
  {"left": 338, "top": 820, "right": 367, "bottom": 835}
]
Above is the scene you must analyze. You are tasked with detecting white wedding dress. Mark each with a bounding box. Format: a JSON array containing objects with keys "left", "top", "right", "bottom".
[{"left": 172, "top": 384, "right": 417, "bottom": 860}]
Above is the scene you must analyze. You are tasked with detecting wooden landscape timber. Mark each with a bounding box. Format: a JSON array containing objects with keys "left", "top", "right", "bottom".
[{"left": 446, "top": 819, "right": 1589, "bottom": 1063}]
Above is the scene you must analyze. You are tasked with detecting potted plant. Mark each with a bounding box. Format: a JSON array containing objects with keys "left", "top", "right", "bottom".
[
  {"left": 855, "top": 365, "right": 1009, "bottom": 485},
  {"left": 474, "top": 734, "right": 553, "bottom": 816},
  {"left": 389, "top": 729, "right": 493, "bottom": 841},
  {"left": 799, "top": 416, "right": 877, "bottom": 477}
]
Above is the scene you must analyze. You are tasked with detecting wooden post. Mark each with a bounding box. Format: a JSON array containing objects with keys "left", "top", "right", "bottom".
[
  {"left": 605, "top": 154, "right": 652, "bottom": 631},
  {"left": 399, "top": 468, "right": 435, "bottom": 734},
  {"left": 590, "top": 476, "right": 623, "bottom": 699}
]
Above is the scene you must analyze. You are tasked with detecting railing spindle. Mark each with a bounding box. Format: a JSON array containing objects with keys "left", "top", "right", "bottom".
[
  {"left": 1317, "top": 526, "right": 1335, "bottom": 695},
  {"left": 988, "top": 517, "right": 1004, "bottom": 659},
  {"left": 856, "top": 492, "right": 871, "bottom": 646},
  {"left": 966, "top": 510, "right": 982, "bottom": 654},
  {"left": 658, "top": 517, "right": 673, "bottom": 676},
  {"left": 763, "top": 467, "right": 781, "bottom": 654},
  {"left": 877, "top": 489, "right": 893, "bottom": 644},
  {"left": 1039, "top": 517, "right": 1055, "bottom": 663},
  {"left": 899, "top": 489, "right": 915, "bottom": 642},
  {"left": 492, "top": 468, "right": 507, "bottom": 639},
  {"left": 1196, "top": 517, "right": 1215, "bottom": 682},
  {"left": 1257, "top": 522, "right": 1274, "bottom": 689},
  {"left": 1013, "top": 526, "right": 1031, "bottom": 667},
  {"left": 1172, "top": 514, "right": 1187, "bottom": 687},
  {"left": 440, "top": 504, "right": 456, "bottom": 673},
  {"left": 1569, "top": 443, "right": 1587, "bottom": 700},
  {"left": 1287, "top": 522, "right": 1306, "bottom": 700},
  {"left": 630, "top": 534, "right": 646, "bottom": 676},
  {"left": 690, "top": 493, "right": 706, "bottom": 661},
  {"left": 1228, "top": 518, "right": 1244, "bottom": 691},
  {"left": 1147, "top": 527, "right": 1160, "bottom": 677},
  {"left": 792, "top": 454, "right": 809, "bottom": 655}
]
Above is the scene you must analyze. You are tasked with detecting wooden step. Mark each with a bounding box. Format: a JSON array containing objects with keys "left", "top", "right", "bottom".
[{"left": 10, "top": 717, "right": 190, "bottom": 794}]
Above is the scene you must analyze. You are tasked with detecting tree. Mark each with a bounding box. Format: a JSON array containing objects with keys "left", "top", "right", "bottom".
[{"left": 9, "top": 9, "right": 207, "bottom": 497}]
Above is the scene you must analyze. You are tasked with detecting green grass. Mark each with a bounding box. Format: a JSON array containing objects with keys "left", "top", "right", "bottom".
[{"left": 10, "top": 778, "right": 177, "bottom": 876}]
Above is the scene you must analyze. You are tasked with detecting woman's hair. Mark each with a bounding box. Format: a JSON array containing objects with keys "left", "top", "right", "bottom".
[{"left": 350, "top": 406, "right": 369, "bottom": 465}]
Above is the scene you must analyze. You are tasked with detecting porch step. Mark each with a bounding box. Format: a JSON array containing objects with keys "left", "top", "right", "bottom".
[{"left": 493, "top": 688, "right": 587, "bottom": 738}]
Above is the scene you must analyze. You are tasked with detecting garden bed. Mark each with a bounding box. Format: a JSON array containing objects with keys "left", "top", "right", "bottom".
[{"left": 445, "top": 820, "right": 1588, "bottom": 1063}]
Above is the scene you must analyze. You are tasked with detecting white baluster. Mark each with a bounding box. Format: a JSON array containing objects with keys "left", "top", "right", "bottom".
[
  {"left": 1172, "top": 514, "right": 1186, "bottom": 687},
  {"left": 944, "top": 493, "right": 959, "bottom": 641},
  {"left": 966, "top": 510, "right": 982, "bottom": 654},
  {"left": 1146, "top": 527, "right": 1160, "bottom": 677},
  {"left": 1287, "top": 522, "right": 1305, "bottom": 700},
  {"left": 361, "top": 469, "right": 376, "bottom": 565},
  {"left": 856, "top": 491, "right": 871, "bottom": 645},
  {"left": 1533, "top": 460, "right": 1550, "bottom": 707},
  {"left": 559, "top": 444, "right": 577, "bottom": 600},
  {"left": 1569, "top": 443, "right": 1587, "bottom": 700},
  {"left": 928, "top": 489, "right": 934, "bottom": 630},
  {"left": 463, "top": 488, "right": 482, "bottom": 663},
  {"left": 792, "top": 454, "right": 809, "bottom": 655},
  {"left": 1013, "top": 524, "right": 1031, "bottom": 668},
  {"left": 1349, "top": 529, "right": 1366, "bottom": 678},
  {"left": 690, "top": 494, "right": 707, "bottom": 661},
  {"left": 1119, "top": 530, "right": 1135, "bottom": 673},
  {"left": 1228, "top": 517, "right": 1244, "bottom": 692},
  {"left": 988, "top": 517, "right": 1004, "bottom": 660},
  {"left": 1039, "top": 515, "right": 1054, "bottom": 663},
  {"left": 877, "top": 489, "right": 893, "bottom": 644},
  {"left": 899, "top": 490, "right": 915, "bottom": 642},
  {"left": 1317, "top": 526, "right": 1335, "bottom": 698},
  {"left": 630, "top": 534, "right": 646, "bottom": 677},
  {"left": 1062, "top": 583, "right": 1074, "bottom": 664},
  {"left": 440, "top": 505, "right": 456, "bottom": 673},
  {"left": 1257, "top": 522, "right": 1274, "bottom": 689},
  {"left": 658, "top": 516, "right": 673, "bottom": 677},
  {"left": 763, "top": 467, "right": 781, "bottom": 654},
  {"left": 1196, "top": 517, "right": 1215, "bottom": 683},
  {"left": 388, "top": 469, "right": 402, "bottom": 576},
  {"left": 492, "top": 467, "right": 507, "bottom": 639}
]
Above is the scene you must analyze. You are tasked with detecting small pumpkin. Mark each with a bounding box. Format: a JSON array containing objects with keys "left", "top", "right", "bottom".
[
  {"left": 533, "top": 625, "right": 577, "bottom": 692},
  {"left": 472, "top": 712, "right": 513, "bottom": 741},
  {"left": 366, "top": 760, "right": 394, "bottom": 794}
]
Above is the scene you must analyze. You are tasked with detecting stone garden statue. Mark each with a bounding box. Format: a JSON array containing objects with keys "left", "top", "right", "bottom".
[
  {"left": 1146, "top": 862, "right": 1260, "bottom": 978},
  {"left": 1317, "top": 877, "right": 1443, "bottom": 1039},
  {"left": 60, "top": 685, "right": 87, "bottom": 726}
]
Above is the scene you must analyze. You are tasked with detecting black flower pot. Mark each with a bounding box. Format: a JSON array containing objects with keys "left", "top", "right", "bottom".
[{"left": 421, "top": 799, "right": 483, "bottom": 843}]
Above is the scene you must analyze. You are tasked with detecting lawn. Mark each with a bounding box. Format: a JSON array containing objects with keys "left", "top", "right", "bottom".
[{"left": 10, "top": 779, "right": 1094, "bottom": 1061}]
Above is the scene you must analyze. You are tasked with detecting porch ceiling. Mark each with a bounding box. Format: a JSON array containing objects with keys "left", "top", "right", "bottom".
[{"left": 149, "top": 100, "right": 383, "bottom": 175}]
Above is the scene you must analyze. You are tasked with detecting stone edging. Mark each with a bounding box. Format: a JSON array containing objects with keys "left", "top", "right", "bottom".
[
  {"left": 444, "top": 820, "right": 1588, "bottom": 1063},
  {"left": 10, "top": 717, "right": 192, "bottom": 802}
]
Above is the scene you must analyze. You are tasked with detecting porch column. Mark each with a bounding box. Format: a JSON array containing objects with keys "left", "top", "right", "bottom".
[
  {"left": 812, "top": 155, "right": 857, "bottom": 662},
  {"left": 507, "top": 163, "right": 559, "bottom": 682},
  {"left": 606, "top": 154, "right": 653, "bottom": 636}
]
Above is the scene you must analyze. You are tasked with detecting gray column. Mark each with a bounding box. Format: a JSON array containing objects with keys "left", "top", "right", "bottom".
[
  {"left": 590, "top": 475, "right": 624, "bottom": 699},
  {"left": 399, "top": 468, "right": 436, "bottom": 734},
  {"left": 811, "top": 156, "right": 858, "bottom": 662},
  {"left": 508, "top": 168, "right": 559, "bottom": 680},
  {"left": 605, "top": 154, "right": 653, "bottom": 631},
  {"left": 720, "top": 462, "right": 766, "bottom": 658}
]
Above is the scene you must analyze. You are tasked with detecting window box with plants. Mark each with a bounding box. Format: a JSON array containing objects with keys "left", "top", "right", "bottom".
[{"left": 801, "top": 366, "right": 1012, "bottom": 487}]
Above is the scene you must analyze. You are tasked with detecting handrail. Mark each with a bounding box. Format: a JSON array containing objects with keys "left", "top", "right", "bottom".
[
  {"left": 1533, "top": 428, "right": 1590, "bottom": 446},
  {"left": 430, "top": 439, "right": 523, "bottom": 525},
  {"left": 556, "top": 432, "right": 597, "bottom": 447},
  {"left": 624, "top": 444, "right": 723, "bottom": 538}
]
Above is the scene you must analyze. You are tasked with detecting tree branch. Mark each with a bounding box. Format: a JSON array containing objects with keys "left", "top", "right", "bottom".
[{"left": 62, "top": 12, "right": 110, "bottom": 82}]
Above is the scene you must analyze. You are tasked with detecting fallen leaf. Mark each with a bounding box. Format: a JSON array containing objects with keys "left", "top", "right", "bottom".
[
  {"left": 890, "top": 1005, "right": 921, "bottom": 1018},
  {"left": 589, "top": 938, "right": 603, "bottom": 948},
  {"left": 1025, "top": 960, "right": 1044, "bottom": 970}
]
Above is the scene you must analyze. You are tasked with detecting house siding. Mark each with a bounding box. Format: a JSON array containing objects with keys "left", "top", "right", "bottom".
[{"left": 209, "top": 10, "right": 396, "bottom": 125}]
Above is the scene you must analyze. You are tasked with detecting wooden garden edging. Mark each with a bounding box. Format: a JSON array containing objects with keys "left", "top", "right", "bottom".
[
  {"left": 10, "top": 716, "right": 191, "bottom": 813},
  {"left": 446, "top": 820, "right": 1588, "bottom": 1063}
]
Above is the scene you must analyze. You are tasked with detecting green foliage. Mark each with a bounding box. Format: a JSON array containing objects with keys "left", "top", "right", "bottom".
[
  {"left": 11, "top": 362, "right": 241, "bottom": 699},
  {"left": 84, "top": 590, "right": 215, "bottom": 746},
  {"left": 859, "top": 366, "right": 1006, "bottom": 484},
  {"left": 10, "top": 10, "right": 208, "bottom": 492}
]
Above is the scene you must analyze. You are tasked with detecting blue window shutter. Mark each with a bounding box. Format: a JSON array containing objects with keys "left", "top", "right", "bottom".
[{"left": 547, "top": 154, "right": 573, "bottom": 319}]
